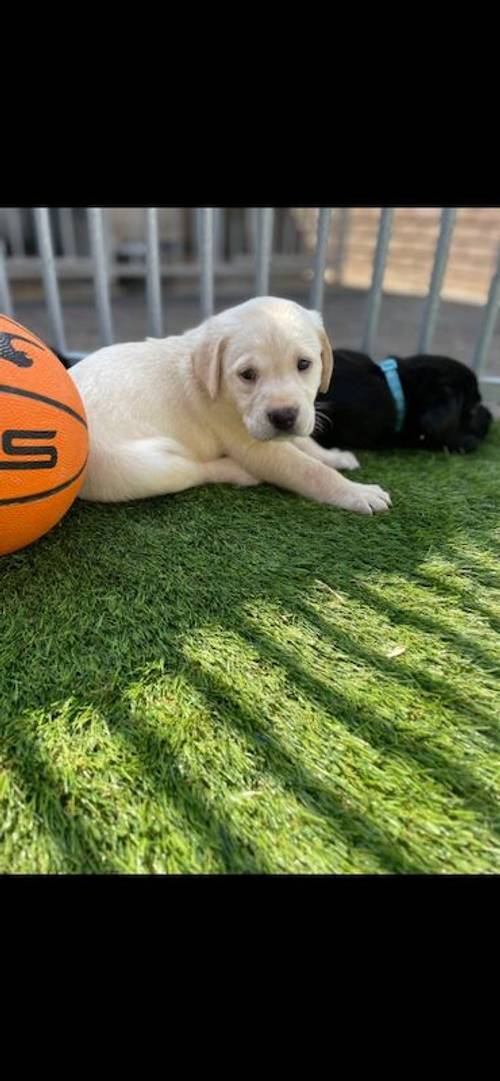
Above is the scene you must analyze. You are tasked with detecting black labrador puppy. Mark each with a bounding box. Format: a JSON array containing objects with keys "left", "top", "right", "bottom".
[
  {"left": 315, "top": 350, "right": 492, "bottom": 452},
  {"left": 53, "top": 347, "right": 492, "bottom": 455}
]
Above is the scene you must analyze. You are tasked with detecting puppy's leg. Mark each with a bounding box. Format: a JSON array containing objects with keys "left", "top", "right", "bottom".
[
  {"left": 81, "top": 437, "right": 258, "bottom": 502},
  {"left": 292, "top": 436, "right": 360, "bottom": 471},
  {"left": 203, "top": 458, "right": 260, "bottom": 486},
  {"left": 227, "top": 439, "right": 390, "bottom": 515}
]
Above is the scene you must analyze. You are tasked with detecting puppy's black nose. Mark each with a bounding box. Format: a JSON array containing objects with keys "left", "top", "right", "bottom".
[{"left": 267, "top": 407, "right": 298, "bottom": 431}]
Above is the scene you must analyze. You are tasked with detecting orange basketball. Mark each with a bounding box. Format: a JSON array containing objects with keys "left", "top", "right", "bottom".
[{"left": 0, "top": 315, "right": 88, "bottom": 556}]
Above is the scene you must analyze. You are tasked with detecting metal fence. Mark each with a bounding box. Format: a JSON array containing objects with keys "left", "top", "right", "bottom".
[{"left": 0, "top": 207, "right": 499, "bottom": 399}]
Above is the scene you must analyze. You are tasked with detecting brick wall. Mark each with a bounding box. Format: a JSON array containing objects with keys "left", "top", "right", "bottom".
[{"left": 293, "top": 208, "right": 500, "bottom": 305}]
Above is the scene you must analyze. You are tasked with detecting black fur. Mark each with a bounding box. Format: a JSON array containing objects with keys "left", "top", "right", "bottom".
[{"left": 315, "top": 350, "right": 492, "bottom": 453}]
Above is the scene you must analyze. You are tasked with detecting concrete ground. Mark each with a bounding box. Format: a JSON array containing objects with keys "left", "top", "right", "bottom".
[{"left": 9, "top": 277, "right": 500, "bottom": 407}]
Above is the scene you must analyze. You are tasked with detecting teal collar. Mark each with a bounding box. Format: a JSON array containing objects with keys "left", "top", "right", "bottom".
[{"left": 378, "top": 357, "right": 406, "bottom": 433}]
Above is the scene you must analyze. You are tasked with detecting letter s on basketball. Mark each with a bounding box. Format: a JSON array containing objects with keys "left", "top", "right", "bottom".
[{"left": 0, "top": 315, "right": 88, "bottom": 556}]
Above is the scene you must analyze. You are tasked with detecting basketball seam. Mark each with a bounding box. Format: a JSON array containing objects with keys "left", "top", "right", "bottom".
[
  {"left": 0, "top": 384, "right": 87, "bottom": 428},
  {"left": 0, "top": 458, "right": 88, "bottom": 506}
]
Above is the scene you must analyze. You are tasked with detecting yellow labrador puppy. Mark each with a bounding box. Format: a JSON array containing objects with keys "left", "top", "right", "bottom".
[{"left": 70, "top": 297, "right": 391, "bottom": 514}]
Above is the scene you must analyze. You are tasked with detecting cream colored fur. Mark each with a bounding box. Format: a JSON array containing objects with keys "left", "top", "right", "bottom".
[{"left": 70, "top": 297, "right": 391, "bottom": 514}]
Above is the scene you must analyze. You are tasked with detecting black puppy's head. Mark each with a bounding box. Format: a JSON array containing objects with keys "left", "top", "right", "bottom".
[{"left": 401, "top": 355, "right": 492, "bottom": 451}]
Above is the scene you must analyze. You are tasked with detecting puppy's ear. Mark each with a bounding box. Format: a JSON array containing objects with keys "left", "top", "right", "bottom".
[
  {"left": 192, "top": 334, "right": 227, "bottom": 400},
  {"left": 319, "top": 328, "right": 334, "bottom": 392},
  {"left": 309, "top": 309, "right": 334, "bottom": 392}
]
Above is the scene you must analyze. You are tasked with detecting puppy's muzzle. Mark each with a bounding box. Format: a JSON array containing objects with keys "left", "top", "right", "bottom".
[
  {"left": 267, "top": 407, "right": 299, "bottom": 432},
  {"left": 469, "top": 403, "right": 492, "bottom": 439}
]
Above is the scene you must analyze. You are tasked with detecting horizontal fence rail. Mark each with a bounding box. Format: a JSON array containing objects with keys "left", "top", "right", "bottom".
[{"left": 0, "top": 207, "right": 498, "bottom": 399}]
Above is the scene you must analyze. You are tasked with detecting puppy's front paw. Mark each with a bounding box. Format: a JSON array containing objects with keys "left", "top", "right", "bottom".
[
  {"left": 336, "top": 481, "right": 392, "bottom": 515},
  {"left": 327, "top": 449, "right": 360, "bottom": 471}
]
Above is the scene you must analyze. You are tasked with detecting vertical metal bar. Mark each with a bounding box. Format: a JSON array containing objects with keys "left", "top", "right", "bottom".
[
  {"left": 199, "top": 208, "right": 214, "bottom": 319},
  {"left": 310, "top": 207, "right": 332, "bottom": 311},
  {"left": 87, "top": 207, "right": 114, "bottom": 345},
  {"left": 332, "top": 207, "right": 349, "bottom": 284},
  {"left": 276, "top": 205, "right": 287, "bottom": 251},
  {"left": 58, "top": 207, "right": 77, "bottom": 256},
  {"left": 215, "top": 207, "right": 229, "bottom": 265},
  {"left": 283, "top": 209, "right": 296, "bottom": 254},
  {"left": 472, "top": 246, "right": 500, "bottom": 373},
  {"left": 0, "top": 240, "right": 14, "bottom": 316},
  {"left": 191, "top": 207, "right": 199, "bottom": 264},
  {"left": 362, "top": 207, "right": 394, "bottom": 355},
  {"left": 5, "top": 208, "right": 25, "bottom": 255},
  {"left": 418, "top": 207, "right": 457, "bottom": 353},
  {"left": 227, "top": 209, "right": 234, "bottom": 259},
  {"left": 245, "top": 207, "right": 257, "bottom": 255},
  {"left": 145, "top": 208, "right": 163, "bottom": 337},
  {"left": 255, "top": 208, "right": 274, "bottom": 295},
  {"left": 33, "top": 206, "right": 67, "bottom": 352},
  {"left": 227, "top": 209, "right": 243, "bottom": 260},
  {"left": 102, "top": 209, "right": 114, "bottom": 273}
]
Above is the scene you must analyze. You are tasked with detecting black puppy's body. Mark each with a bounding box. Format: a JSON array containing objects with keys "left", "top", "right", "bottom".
[{"left": 315, "top": 350, "right": 492, "bottom": 453}]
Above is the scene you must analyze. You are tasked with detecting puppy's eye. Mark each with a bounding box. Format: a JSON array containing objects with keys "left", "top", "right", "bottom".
[
  {"left": 239, "top": 368, "right": 257, "bottom": 382},
  {"left": 297, "top": 358, "right": 311, "bottom": 372}
]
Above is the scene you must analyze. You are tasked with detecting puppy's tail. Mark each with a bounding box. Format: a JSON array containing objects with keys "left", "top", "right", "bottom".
[{"left": 80, "top": 436, "right": 191, "bottom": 503}]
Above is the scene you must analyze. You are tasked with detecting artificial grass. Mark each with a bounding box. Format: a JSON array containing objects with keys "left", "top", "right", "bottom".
[{"left": 1, "top": 426, "right": 499, "bottom": 874}]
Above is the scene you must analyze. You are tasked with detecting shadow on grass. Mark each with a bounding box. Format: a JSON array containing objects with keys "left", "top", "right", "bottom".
[
  {"left": 410, "top": 570, "right": 500, "bottom": 636},
  {"left": 236, "top": 615, "right": 500, "bottom": 835},
  {"left": 101, "top": 651, "right": 430, "bottom": 875},
  {"left": 1, "top": 447, "right": 499, "bottom": 873},
  {"left": 292, "top": 597, "right": 500, "bottom": 746},
  {"left": 1, "top": 722, "right": 121, "bottom": 874}
]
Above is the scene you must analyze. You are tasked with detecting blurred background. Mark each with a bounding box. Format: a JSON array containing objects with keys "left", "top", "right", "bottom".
[{"left": 1, "top": 207, "right": 499, "bottom": 397}]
